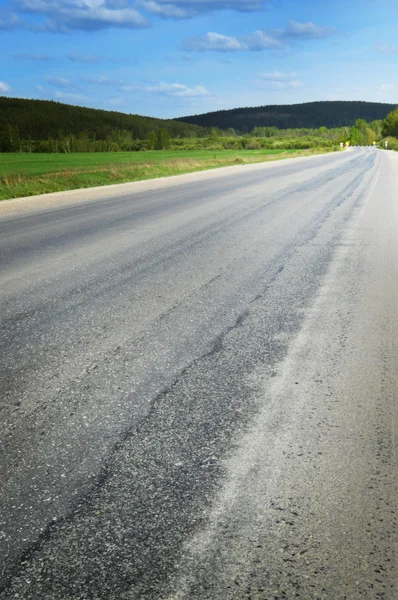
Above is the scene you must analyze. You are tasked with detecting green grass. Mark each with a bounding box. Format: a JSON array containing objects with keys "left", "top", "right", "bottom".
[
  {"left": 0, "top": 148, "right": 333, "bottom": 201},
  {"left": 0, "top": 149, "right": 295, "bottom": 176}
]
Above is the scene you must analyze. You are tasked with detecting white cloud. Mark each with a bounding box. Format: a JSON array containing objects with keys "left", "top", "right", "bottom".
[
  {"left": 45, "top": 76, "right": 74, "bottom": 88},
  {"left": 183, "top": 20, "right": 334, "bottom": 52},
  {"left": 54, "top": 91, "right": 89, "bottom": 101},
  {"left": 4, "top": 0, "right": 265, "bottom": 32},
  {"left": 256, "top": 71, "right": 303, "bottom": 89},
  {"left": 139, "top": 0, "right": 267, "bottom": 18},
  {"left": 183, "top": 32, "right": 243, "bottom": 51},
  {"left": 108, "top": 97, "right": 126, "bottom": 106},
  {"left": 244, "top": 30, "right": 282, "bottom": 50},
  {"left": 259, "top": 71, "right": 298, "bottom": 81},
  {"left": 283, "top": 19, "right": 334, "bottom": 40},
  {"left": 377, "top": 84, "right": 398, "bottom": 101},
  {"left": 0, "top": 81, "right": 11, "bottom": 93},
  {"left": 374, "top": 44, "right": 398, "bottom": 55},
  {"left": 146, "top": 81, "right": 209, "bottom": 97},
  {"left": 138, "top": 0, "right": 187, "bottom": 17},
  {"left": 82, "top": 75, "right": 118, "bottom": 86},
  {"left": 81, "top": 75, "right": 136, "bottom": 92},
  {"left": 183, "top": 30, "right": 281, "bottom": 51},
  {"left": 11, "top": 0, "right": 148, "bottom": 31}
]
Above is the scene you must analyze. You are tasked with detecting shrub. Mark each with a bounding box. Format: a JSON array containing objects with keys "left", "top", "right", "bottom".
[{"left": 244, "top": 139, "right": 261, "bottom": 150}]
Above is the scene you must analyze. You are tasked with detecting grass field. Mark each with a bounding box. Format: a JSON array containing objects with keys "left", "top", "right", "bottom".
[{"left": 0, "top": 148, "right": 334, "bottom": 201}]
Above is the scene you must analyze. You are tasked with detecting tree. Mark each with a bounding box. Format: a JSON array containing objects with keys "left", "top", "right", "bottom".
[
  {"left": 207, "top": 128, "right": 219, "bottom": 141},
  {"left": 366, "top": 128, "right": 375, "bottom": 145},
  {"left": 382, "top": 107, "right": 398, "bottom": 137},
  {"left": 350, "top": 119, "right": 376, "bottom": 146},
  {"left": 251, "top": 126, "right": 279, "bottom": 138},
  {"left": 369, "top": 120, "right": 383, "bottom": 140},
  {"left": 350, "top": 126, "right": 359, "bottom": 145},
  {"left": 0, "top": 124, "right": 20, "bottom": 152},
  {"left": 354, "top": 119, "right": 368, "bottom": 145},
  {"left": 155, "top": 128, "right": 170, "bottom": 150},
  {"left": 148, "top": 130, "right": 157, "bottom": 150}
]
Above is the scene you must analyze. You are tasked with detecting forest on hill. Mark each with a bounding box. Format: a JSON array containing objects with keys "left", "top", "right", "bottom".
[
  {"left": 0, "top": 97, "right": 397, "bottom": 153},
  {"left": 0, "top": 96, "right": 207, "bottom": 152},
  {"left": 177, "top": 101, "right": 397, "bottom": 132}
]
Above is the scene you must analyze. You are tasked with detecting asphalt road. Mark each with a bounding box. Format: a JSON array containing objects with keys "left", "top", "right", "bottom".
[{"left": 1, "top": 148, "right": 398, "bottom": 599}]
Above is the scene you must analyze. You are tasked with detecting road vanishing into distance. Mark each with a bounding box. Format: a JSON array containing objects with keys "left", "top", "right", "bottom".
[{"left": 1, "top": 147, "right": 398, "bottom": 599}]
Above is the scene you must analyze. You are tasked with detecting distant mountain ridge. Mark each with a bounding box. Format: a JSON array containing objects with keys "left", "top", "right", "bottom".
[
  {"left": 176, "top": 101, "right": 397, "bottom": 132},
  {"left": 0, "top": 96, "right": 207, "bottom": 141},
  {"left": 1, "top": 98, "right": 396, "bottom": 143}
]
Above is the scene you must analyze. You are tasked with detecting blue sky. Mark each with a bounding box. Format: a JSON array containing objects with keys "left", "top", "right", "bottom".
[{"left": 0, "top": 0, "right": 397, "bottom": 118}]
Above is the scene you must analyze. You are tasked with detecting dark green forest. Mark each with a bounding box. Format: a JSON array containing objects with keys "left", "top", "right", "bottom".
[
  {"left": 177, "top": 101, "right": 397, "bottom": 132},
  {"left": 0, "top": 96, "right": 207, "bottom": 152}
]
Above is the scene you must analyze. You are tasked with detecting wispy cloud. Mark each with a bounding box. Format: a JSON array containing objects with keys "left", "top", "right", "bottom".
[
  {"left": 108, "top": 97, "right": 127, "bottom": 106},
  {"left": 283, "top": 19, "right": 334, "bottom": 40},
  {"left": 0, "top": 81, "right": 11, "bottom": 93},
  {"left": 68, "top": 53, "right": 103, "bottom": 64},
  {"left": 68, "top": 53, "right": 128, "bottom": 63},
  {"left": 81, "top": 75, "right": 120, "bottom": 86},
  {"left": 45, "top": 76, "right": 74, "bottom": 88},
  {"left": 139, "top": 0, "right": 267, "bottom": 19},
  {"left": 54, "top": 91, "right": 89, "bottom": 102},
  {"left": 0, "top": 0, "right": 272, "bottom": 31},
  {"left": 256, "top": 71, "right": 304, "bottom": 89},
  {"left": 183, "top": 30, "right": 281, "bottom": 51},
  {"left": 374, "top": 43, "right": 398, "bottom": 55},
  {"left": 7, "top": 0, "right": 149, "bottom": 32},
  {"left": 183, "top": 20, "right": 335, "bottom": 52},
  {"left": 0, "top": 12, "right": 23, "bottom": 30},
  {"left": 244, "top": 29, "right": 283, "bottom": 50},
  {"left": 377, "top": 83, "right": 398, "bottom": 101},
  {"left": 81, "top": 75, "right": 135, "bottom": 92},
  {"left": 138, "top": 0, "right": 187, "bottom": 18},
  {"left": 146, "top": 81, "right": 209, "bottom": 97},
  {"left": 183, "top": 32, "right": 245, "bottom": 52},
  {"left": 12, "top": 52, "right": 50, "bottom": 60}
]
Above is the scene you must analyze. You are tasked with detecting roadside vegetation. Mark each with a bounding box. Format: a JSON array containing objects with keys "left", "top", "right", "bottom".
[
  {"left": 0, "top": 148, "right": 332, "bottom": 201},
  {"left": 381, "top": 107, "right": 398, "bottom": 151}
]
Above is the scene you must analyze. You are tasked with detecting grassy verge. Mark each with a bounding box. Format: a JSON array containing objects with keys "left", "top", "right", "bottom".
[{"left": 0, "top": 148, "right": 336, "bottom": 201}]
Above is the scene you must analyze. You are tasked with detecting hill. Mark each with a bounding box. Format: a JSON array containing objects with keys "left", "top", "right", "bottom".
[
  {"left": 177, "top": 101, "right": 397, "bottom": 132},
  {"left": 0, "top": 96, "right": 207, "bottom": 142}
]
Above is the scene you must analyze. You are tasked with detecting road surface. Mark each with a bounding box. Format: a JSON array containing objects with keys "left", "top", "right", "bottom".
[{"left": 1, "top": 148, "right": 398, "bottom": 599}]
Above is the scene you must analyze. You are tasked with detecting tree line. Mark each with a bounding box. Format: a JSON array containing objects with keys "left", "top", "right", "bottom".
[
  {"left": 1, "top": 97, "right": 397, "bottom": 154},
  {"left": 177, "top": 101, "right": 397, "bottom": 132},
  {"left": 0, "top": 96, "right": 207, "bottom": 152}
]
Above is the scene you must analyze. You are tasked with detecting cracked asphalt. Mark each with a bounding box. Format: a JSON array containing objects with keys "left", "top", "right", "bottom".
[{"left": 1, "top": 148, "right": 398, "bottom": 599}]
